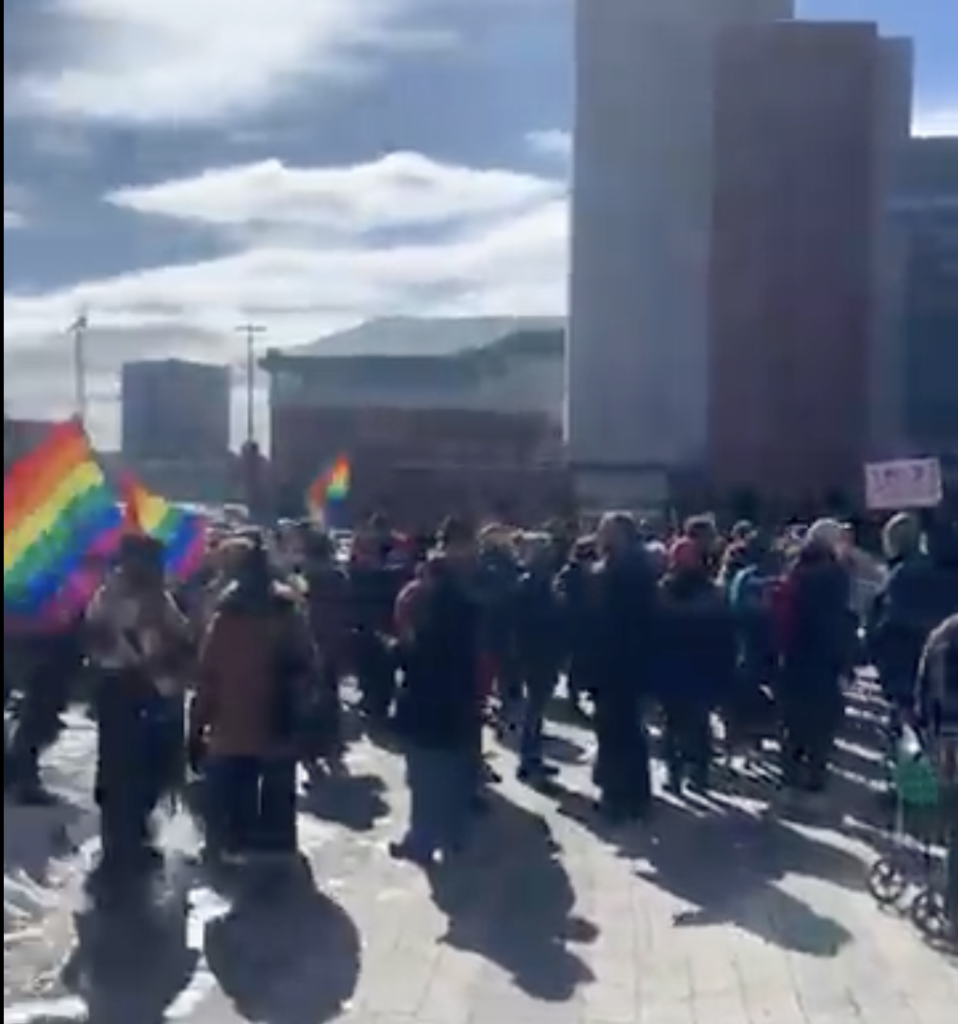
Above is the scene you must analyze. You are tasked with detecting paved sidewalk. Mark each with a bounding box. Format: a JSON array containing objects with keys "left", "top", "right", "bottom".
[{"left": 5, "top": 692, "right": 957, "bottom": 1023}]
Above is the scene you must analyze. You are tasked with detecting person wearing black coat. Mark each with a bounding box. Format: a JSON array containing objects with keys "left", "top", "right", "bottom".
[
  {"left": 390, "top": 519, "right": 481, "bottom": 864},
  {"left": 590, "top": 514, "right": 659, "bottom": 822},
  {"left": 514, "top": 545, "right": 564, "bottom": 781},
  {"left": 657, "top": 540, "right": 737, "bottom": 793}
]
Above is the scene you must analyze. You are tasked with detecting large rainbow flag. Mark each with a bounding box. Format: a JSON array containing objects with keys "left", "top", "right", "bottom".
[
  {"left": 305, "top": 455, "right": 350, "bottom": 520},
  {"left": 4, "top": 419, "right": 121, "bottom": 618},
  {"left": 121, "top": 475, "right": 206, "bottom": 579}
]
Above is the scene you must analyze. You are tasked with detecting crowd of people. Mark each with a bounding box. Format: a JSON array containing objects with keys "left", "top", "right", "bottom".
[{"left": 3, "top": 508, "right": 957, "bottom": 924}]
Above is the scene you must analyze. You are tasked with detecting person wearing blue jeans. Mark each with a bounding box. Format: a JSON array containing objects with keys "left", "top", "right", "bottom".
[
  {"left": 518, "top": 667, "right": 558, "bottom": 781},
  {"left": 513, "top": 547, "right": 563, "bottom": 782},
  {"left": 390, "top": 518, "right": 483, "bottom": 865},
  {"left": 392, "top": 745, "right": 472, "bottom": 863}
]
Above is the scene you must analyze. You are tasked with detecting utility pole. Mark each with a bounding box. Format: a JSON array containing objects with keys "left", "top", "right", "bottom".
[
  {"left": 235, "top": 322, "right": 266, "bottom": 444},
  {"left": 69, "top": 312, "right": 89, "bottom": 426}
]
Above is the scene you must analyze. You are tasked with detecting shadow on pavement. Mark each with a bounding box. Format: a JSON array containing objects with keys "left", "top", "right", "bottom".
[
  {"left": 427, "top": 789, "right": 597, "bottom": 1002},
  {"left": 556, "top": 786, "right": 856, "bottom": 957},
  {"left": 641, "top": 800, "right": 855, "bottom": 955},
  {"left": 542, "top": 732, "right": 589, "bottom": 765},
  {"left": 204, "top": 858, "right": 360, "bottom": 1024},
  {"left": 60, "top": 863, "right": 198, "bottom": 1024},
  {"left": 299, "top": 772, "right": 390, "bottom": 834},
  {"left": 496, "top": 721, "right": 588, "bottom": 767}
]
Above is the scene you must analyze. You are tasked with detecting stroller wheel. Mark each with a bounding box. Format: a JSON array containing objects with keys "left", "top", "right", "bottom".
[
  {"left": 866, "top": 857, "right": 908, "bottom": 905},
  {"left": 909, "top": 888, "right": 949, "bottom": 940}
]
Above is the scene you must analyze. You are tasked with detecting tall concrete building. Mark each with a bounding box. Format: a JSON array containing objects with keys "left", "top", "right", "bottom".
[
  {"left": 707, "top": 22, "right": 913, "bottom": 504},
  {"left": 867, "top": 37, "right": 915, "bottom": 461},
  {"left": 566, "top": 0, "right": 794, "bottom": 509},
  {"left": 896, "top": 136, "right": 958, "bottom": 459},
  {"left": 121, "top": 359, "right": 231, "bottom": 461}
]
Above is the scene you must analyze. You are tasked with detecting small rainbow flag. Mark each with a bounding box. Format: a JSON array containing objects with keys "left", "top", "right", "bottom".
[
  {"left": 4, "top": 419, "right": 122, "bottom": 616},
  {"left": 306, "top": 455, "right": 350, "bottom": 518},
  {"left": 121, "top": 475, "right": 207, "bottom": 579}
]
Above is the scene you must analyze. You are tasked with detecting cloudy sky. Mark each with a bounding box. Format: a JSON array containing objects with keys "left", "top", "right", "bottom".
[{"left": 4, "top": 0, "right": 956, "bottom": 445}]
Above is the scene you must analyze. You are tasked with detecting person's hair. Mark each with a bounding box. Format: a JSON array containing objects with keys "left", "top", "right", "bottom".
[
  {"left": 599, "top": 511, "right": 636, "bottom": 545},
  {"left": 438, "top": 515, "right": 473, "bottom": 549},
  {"left": 730, "top": 519, "right": 754, "bottom": 541},
  {"left": 684, "top": 514, "right": 716, "bottom": 541},
  {"left": 806, "top": 517, "right": 844, "bottom": 553},
  {"left": 232, "top": 534, "right": 274, "bottom": 609},
  {"left": 303, "top": 530, "right": 335, "bottom": 562},
  {"left": 118, "top": 534, "right": 165, "bottom": 578},
  {"left": 367, "top": 512, "right": 390, "bottom": 533},
  {"left": 743, "top": 531, "right": 772, "bottom": 563},
  {"left": 882, "top": 512, "right": 922, "bottom": 561},
  {"left": 573, "top": 536, "right": 596, "bottom": 561},
  {"left": 797, "top": 538, "right": 834, "bottom": 566}
]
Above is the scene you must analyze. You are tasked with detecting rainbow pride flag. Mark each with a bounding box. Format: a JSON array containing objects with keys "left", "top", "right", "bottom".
[
  {"left": 4, "top": 419, "right": 121, "bottom": 617},
  {"left": 306, "top": 455, "right": 350, "bottom": 519},
  {"left": 121, "top": 475, "right": 207, "bottom": 579}
]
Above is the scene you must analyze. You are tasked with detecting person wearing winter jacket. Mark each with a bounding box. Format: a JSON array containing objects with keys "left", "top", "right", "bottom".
[
  {"left": 657, "top": 539, "right": 737, "bottom": 793},
  {"left": 776, "top": 524, "right": 852, "bottom": 794},
  {"left": 868, "top": 513, "right": 949, "bottom": 715},
  {"left": 914, "top": 613, "right": 958, "bottom": 932}
]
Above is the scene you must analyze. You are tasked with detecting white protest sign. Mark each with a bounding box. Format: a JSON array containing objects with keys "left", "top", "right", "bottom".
[{"left": 864, "top": 457, "right": 942, "bottom": 510}]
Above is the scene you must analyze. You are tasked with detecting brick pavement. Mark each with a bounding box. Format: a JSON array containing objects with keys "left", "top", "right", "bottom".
[{"left": 5, "top": 700, "right": 957, "bottom": 1023}]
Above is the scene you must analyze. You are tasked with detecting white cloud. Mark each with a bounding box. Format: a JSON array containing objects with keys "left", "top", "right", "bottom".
[
  {"left": 4, "top": 148, "right": 568, "bottom": 446},
  {"left": 4, "top": 184, "right": 29, "bottom": 229},
  {"left": 11, "top": 0, "right": 442, "bottom": 124},
  {"left": 527, "top": 129, "right": 571, "bottom": 160},
  {"left": 107, "top": 152, "right": 563, "bottom": 235},
  {"left": 913, "top": 106, "right": 958, "bottom": 137}
]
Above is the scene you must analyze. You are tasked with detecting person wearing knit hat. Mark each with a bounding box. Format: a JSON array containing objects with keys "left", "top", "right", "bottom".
[{"left": 669, "top": 537, "right": 703, "bottom": 573}]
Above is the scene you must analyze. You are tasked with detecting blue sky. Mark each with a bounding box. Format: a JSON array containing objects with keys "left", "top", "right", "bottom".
[{"left": 3, "top": 0, "right": 955, "bottom": 443}]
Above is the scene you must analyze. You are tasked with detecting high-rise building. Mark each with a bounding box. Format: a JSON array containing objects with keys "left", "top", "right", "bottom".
[
  {"left": 121, "top": 359, "right": 231, "bottom": 460},
  {"left": 707, "top": 21, "right": 912, "bottom": 504},
  {"left": 894, "top": 136, "right": 958, "bottom": 459},
  {"left": 566, "top": 0, "right": 795, "bottom": 509},
  {"left": 867, "top": 36, "right": 915, "bottom": 460},
  {"left": 4, "top": 416, "right": 55, "bottom": 470}
]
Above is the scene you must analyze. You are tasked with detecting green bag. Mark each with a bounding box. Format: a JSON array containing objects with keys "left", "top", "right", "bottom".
[{"left": 893, "top": 752, "right": 939, "bottom": 808}]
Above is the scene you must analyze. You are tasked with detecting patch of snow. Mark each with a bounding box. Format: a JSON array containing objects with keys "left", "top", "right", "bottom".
[{"left": 4, "top": 713, "right": 100, "bottom": 1005}]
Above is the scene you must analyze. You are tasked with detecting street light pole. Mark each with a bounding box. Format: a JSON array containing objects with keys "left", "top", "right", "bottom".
[
  {"left": 69, "top": 312, "right": 89, "bottom": 426},
  {"left": 235, "top": 323, "right": 266, "bottom": 444}
]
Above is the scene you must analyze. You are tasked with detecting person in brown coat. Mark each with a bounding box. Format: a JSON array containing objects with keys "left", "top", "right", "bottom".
[{"left": 192, "top": 536, "right": 316, "bottom": 862}]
